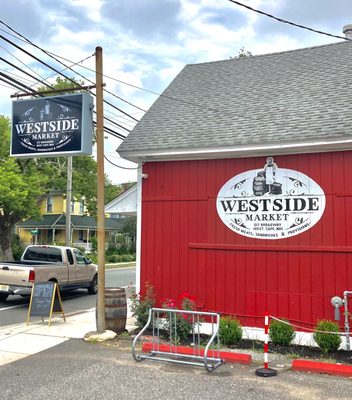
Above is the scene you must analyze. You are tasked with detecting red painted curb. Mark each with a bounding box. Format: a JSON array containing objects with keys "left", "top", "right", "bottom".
[
  {"left": 142, "top": 342, "right": 252, "bottom": 365},
  {"left": 292, "top": 359, "right": 352, "bottom": 377}
]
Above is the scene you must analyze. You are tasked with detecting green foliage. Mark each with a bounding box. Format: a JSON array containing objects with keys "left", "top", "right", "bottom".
[
  {"left": 11, "top": 234, "right": 24, "bottom": 261},
  {"left": 219, "top": 316, "right": 243, "bottom": 346},
  {"left": 0, "top": 115, "right": 48, "bottom": 259},
  {"left": 106, "top": 254, "right": 135, "bottom": 263},
  {"left": 231, "top": 46, "right": 253, "bottom": 59},
  {"left": 269, "top": 319, "right": 296, "bottom": 346},
  {"left": 313, "top": 320, "right": 341, "bottom": 353},
  {"left": 130, "top": 282, "right": 156, "bottom": 329}
]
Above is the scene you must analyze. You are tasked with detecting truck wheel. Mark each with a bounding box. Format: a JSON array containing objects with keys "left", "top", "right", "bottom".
[
  {"left": 0, "top": 293, "right": 9, "bottom": 302},
  {"left": 88, "top": 275, "right": 98, "bottom": 295}
]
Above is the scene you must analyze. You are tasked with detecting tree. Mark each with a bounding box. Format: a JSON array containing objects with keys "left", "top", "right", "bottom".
[
  {"left": 231, "top": 47, "right": 253, "bottom": 59},
  {"left": 0, "top": 77, "right": 130, "bottom": 259},
  {"left": 0, "top": 116, "right": 48, "bottom": 260}
]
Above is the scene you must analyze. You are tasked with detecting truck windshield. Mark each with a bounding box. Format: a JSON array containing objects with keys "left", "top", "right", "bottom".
[{"left": 22, "top": 247, "right": 63, "bottom": 263}]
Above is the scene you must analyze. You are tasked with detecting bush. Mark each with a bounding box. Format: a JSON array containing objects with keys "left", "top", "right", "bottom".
[
  {"left": 269, "top": 319, "right": 296, "bottom": 346},
  {"left": 219, "top": 316, "right": 242, "bottom": 346},
  {"left": 11, "top": 234, "right": 24, "bottom": 261},
  {"left": 313, "top": 320, "right": 341, "bottom": 353},
  {"left": 130, "top": 282, "right": 155, "bottom": 329}
]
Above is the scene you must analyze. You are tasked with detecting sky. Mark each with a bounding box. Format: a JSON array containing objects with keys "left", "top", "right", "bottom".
[{"left": 1, "top": 0, "right": 351, "bottom": 184}]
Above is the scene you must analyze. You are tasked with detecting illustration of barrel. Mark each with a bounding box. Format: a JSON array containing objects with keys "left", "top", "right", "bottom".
[
  {"left": 253, "top": 172, "right": 266, "bottom": 196},
  {"left": 271, "top": 182, "right": 282, "bottom": 195}
]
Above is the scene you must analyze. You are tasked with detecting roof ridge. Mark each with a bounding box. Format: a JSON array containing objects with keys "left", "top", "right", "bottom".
[{"left": 186, "top": 40, "right": 350, "bottom": 67}]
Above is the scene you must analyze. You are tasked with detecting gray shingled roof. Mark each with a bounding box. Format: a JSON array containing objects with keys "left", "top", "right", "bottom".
[
  {"left": 18, "top": 214, "right": 124, "bottom": 231},
  {"left": 118, "top": 41, "right": 352, "bottom": 162}
]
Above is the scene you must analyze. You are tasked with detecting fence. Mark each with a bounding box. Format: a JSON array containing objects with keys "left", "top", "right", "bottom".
[{"left": 132, "top": 307, "right": 223, "bottom": 372}]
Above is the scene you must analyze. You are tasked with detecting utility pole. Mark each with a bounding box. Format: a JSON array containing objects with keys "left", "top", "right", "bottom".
[
  {"left": 65, "top": 156, "right": 72, "bottom": 246},
  {"left": 95, "top": 46, "right": 106, "bottom": 333}
]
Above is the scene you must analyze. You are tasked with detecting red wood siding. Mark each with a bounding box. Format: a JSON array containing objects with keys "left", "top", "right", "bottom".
[{"left": 140, "top": 152, "right": 352, "bottom": 327}]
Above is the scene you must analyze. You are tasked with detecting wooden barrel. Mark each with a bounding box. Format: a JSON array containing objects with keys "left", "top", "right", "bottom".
[{"left": 104, "top": 288, "right": 127, "bottom": 333}]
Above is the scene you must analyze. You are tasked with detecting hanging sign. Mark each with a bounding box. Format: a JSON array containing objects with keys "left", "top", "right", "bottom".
[
  {"left": 11, "top": 93, "right": 93, "bottom": 158},
  {"left": 26, "top": 281, "right": 65, "bottom": 326},
  {"left": 216, "top": 157, "right": 326, "bottom": 240}
]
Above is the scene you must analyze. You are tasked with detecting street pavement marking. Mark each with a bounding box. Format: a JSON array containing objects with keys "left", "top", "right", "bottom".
[{"left": 0, "top": 304, "right": 25, "bottom": 311}]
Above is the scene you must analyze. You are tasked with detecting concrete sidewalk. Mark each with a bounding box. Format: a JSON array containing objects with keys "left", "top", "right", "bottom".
[{"left": 0, "top": 309, "right": 136, "bottom": 367}]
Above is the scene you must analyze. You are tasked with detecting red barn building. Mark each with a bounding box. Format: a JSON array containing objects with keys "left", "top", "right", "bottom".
[{"left": 118, "top": 39, "right": 352, "bottom": 328}]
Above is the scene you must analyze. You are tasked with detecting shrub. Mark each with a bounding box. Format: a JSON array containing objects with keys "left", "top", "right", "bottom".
[
  {"left": 130, "top": 282, "right": 155, "bottom": 329},
  {"left": 313, "top": 320, "right": 341, "bottom": 353},
  {"left": 219, "top": 316, "right": 242, "bottom": 346},
  {"left": 11, "top": 234, "right": 24, "bottom": 261},
  {"left": 106, "top": 254, "right": 119, "bottom": 263},
  {"left": 269, "top": 319, "right": 296, "bottom": 346}
]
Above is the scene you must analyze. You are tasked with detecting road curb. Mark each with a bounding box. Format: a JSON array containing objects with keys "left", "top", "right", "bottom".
[
  {"left": 142, "top": 342, "right": 252, "bottom": 365},
  {"left": 292, "top": 359, "right": 352, "bottom": 377}
]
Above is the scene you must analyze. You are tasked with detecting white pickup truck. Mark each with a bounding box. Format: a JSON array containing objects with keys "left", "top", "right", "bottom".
[{"left": 0, "top": 245, "right": 98, "bottom": 302}]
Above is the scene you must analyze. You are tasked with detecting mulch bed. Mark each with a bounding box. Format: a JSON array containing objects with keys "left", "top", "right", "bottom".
[{"left": 227, "top": 339, "right": 352, "bottom": 364}]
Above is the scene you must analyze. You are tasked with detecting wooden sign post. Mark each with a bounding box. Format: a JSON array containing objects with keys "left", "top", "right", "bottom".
[{"left": 27, "top": 282, "right": 66, "bottom": 326}]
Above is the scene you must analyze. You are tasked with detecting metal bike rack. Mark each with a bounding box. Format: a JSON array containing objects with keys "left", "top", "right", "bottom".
[{"left": 132, "top": 307, "right": 223, "bottom": 372}]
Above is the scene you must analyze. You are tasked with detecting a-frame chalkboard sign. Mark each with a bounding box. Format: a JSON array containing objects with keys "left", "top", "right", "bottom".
[{"left": 27, "top": 281, "right": 66, "bottom": 326}]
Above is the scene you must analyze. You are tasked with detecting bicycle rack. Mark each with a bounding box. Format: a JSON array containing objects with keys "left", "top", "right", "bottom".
[{"left": 132, "top": 307, "right": 223, "bottom": 372}]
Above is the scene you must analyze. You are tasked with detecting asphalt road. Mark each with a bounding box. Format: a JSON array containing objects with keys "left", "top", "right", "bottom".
[
  {"left": 0, "top": 266, "right": 136, "bottom": 327},
  {"left": 1, "top": 338, "right": 352, "bottom": 400}
]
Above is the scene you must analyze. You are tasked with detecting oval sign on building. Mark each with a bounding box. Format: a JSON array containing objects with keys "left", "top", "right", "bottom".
[{"left": 216, "top": 157, "right": 326, "bottom": 239}]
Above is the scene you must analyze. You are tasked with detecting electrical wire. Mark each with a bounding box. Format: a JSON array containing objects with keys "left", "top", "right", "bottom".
[
  {"left": 0, "top": 21, "right": 146, "bottom": 114},
  {"left": 0, "top": 43, "right": 54, "bottom": 89},
  {"left": 0, "top": 69, "right": 127, "bottom": 140},
  {"left": 104, "top": 155, "right": 140, "bottom": 170},
  {"left": 0, "top": 33, "right": 138, "bottom": 124},
  {"left": 0, "top": 56, "right": 55, "bottom": 90},
  {"left": 0, "top": 76, "right": 28, "bottom": 92},
  {"left": 0, "top": 71, "right": 36, "bottom": 94},
  {"left": 0, "top": 57, "right": 132, "bottom": 135},
  {"left": 227, "top": 0, "right": 352, "bottom": 42}
]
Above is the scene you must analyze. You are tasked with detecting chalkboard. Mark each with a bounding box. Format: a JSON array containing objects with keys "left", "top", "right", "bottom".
[{"left": 27, "top": 282, "right": 65, "bottom": 325}]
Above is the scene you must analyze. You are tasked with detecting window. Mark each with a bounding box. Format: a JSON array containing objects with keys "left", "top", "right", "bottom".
[
  {"left": 79, "top": 200, "right": 85, "bottom": 214},
  {"left": 73, "top": 249, "right": 86, "bottom": 265},
  {"left": 23, "top": 247, "right": 62, "bottom": 263},
  {"left": 66, "top": 249, "right": 74, "bottom": 265},
  {"left": 46, "top": 196, "right": 53, "bottom": 212}
]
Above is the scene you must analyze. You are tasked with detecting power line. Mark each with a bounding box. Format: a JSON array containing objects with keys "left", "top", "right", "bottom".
[
  {"left": 0, "top": 21, "right": 218, "bottom": 117},
  {"left": 0, "top": 43, "right": 54, "bottom": 88},
  {"left": 0, "top": 56, "right": 54, "bottom": 90},
  {"left": 104, "top": 155, "right": 140, "bottom": 170},
  {"left": 1, "top": 70, "right": 127, "bottom": 141},
  {"left": 0, "top": 33, "right": 138, "bottom": 123},
  {"left": 0, "top": 55, "right": 131, "bottom": 135},
  {"left": 0, "top": 71, "right": 36, "bottom": 94},
  {"left": 0, "top": 21, "right": 146, "bottom": 114},
  {"left": 0, "top": 76, "right": 29, "bottom": 92},
  {"left": 227, "top": 0, "right": 352, "bottom": 42}
]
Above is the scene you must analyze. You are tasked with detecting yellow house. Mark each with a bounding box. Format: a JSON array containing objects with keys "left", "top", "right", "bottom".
[{"left": 17, "top": 191, "right": 123, "bottom": 252}]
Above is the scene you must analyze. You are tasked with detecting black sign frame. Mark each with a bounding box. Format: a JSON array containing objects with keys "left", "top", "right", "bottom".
[
  {"left": 11, "top": 93, "right": 93, "bottom": 158},
  {"left": 26, "top": 281, "right": 66, "bottom": 326}
]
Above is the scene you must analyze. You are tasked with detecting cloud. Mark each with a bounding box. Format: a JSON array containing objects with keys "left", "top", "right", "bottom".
[
  {"left": 1, "top": 0, "right": 57, "bottom": 41},
  {"left": 2, "top": 0, "right": 352, "bottom": 183},
  {"left": 253, "top": 0, "right": 352, "bottom": 45},
  {"left": 101, "top": 0, "right": 183, "bottom": 41}
]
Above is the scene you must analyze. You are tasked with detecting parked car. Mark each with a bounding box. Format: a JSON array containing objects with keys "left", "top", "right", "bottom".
[{"left": 0, "top": 245, "right": 97, "bottom": 302}]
